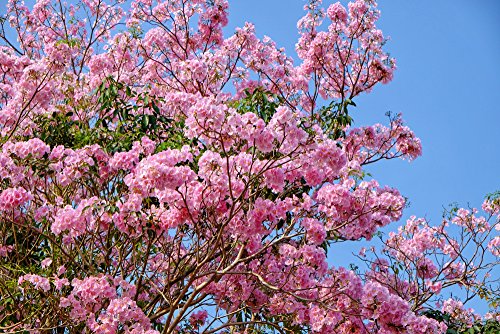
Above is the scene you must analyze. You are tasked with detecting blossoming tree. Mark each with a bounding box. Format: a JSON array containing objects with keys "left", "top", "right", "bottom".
[{"left": 0, "top": 0, "right": 498, "bottom": 333}]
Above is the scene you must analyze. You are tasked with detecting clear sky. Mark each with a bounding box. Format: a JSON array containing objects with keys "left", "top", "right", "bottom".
[{"left": 226, "top": 0, "right": 500, "bottom": 312}]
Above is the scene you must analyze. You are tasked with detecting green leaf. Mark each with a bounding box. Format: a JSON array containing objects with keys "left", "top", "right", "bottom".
[
  {"left": 141, "top": 115, "right": 149, "bottom": 130},
  {"left": 152, "top": 103, "right": 160, "bottom": 114},
  {"left": 345, "top": 98, "right": 357, "bottom": 106}
]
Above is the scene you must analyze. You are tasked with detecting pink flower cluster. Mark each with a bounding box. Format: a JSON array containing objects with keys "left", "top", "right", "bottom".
[
  {"left": 0, "top": 245, "right": 13, "bottom": 257},
  {"left": 88, "top": 297, "right": 154, "bottom": 334},
  {"left": 51, "top": 196, "right": 100, "bottom": 238},
  {"left": 344, "top": 114, "right": 422, "bottom": 168},
  {"left": 488, "top": 236, "right": 500, "bottom": 256},
  {"left": 296, "top": 0, "right": 395, "bottom": 105},
  {"left": 316, "top": 179, "right": 405, "bottom": 240},
  {"left": 440, "top": 299, "right": 478, "bottom": 327},
  {"left": 3, "top": 138, "right": 50, "bottom": 159},
  {"left": 60, "top": 275, "right": 117, "bottom": 321},
  {"left": 18, "top": 274, "right": 51, "bottom": 292},
  {"left": 362, "top": 281, "right": 445, "bottom": 333},
  {"left": 0, "top": 187, "right": 33, "bottom": 211},
  {"left": 189, "top": 310, "right": 208, "bottom": 328}
]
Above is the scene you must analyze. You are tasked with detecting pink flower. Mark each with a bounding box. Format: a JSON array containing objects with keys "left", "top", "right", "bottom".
[
  {"left": 189, "top": 310, "right": 208, "bottom": 327},
  {"left": 488, "top": 236, "right": 500, "bottom": 256},
  {"left": 18, "top": 274, "right": 51, "bottom": 292},
  {"left": 41, "top": 258, "right": 52, "bottom": 268},
  {"left": 327, "top": 2, "right": 348, "bottom": 22},
  {"left": 426, "top": 281, "right": 442, "bottom": 294},
  {"left": 0, "top": 187, "right": 33, "bottom": 210}
]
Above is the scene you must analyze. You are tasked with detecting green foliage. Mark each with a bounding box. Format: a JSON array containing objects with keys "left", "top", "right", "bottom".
[
  {"left": 229, "top": 87, "right": 282, "bottom": 124},
  {"left": 485, "top": 191, "right": 500, "bottom": 209},
  {"left": 55, "top": 38, "right": 81, "bottom": 48},
  {"left": 229, "top": 88, "right": 356, "bottom": 140},
  {"left": 36, "top": 77, "right": 190, "bottom": 153},
  {"left": 36, "top": 110, "right": 78, "bottom": 149},
  {"left": 317, "top": 98, "right": 355, "bottom": 139}
]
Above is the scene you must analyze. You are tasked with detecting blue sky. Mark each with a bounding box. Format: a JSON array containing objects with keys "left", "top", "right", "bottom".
[{"left": 227, "top": 0, "right": 500, "bottom": 312}]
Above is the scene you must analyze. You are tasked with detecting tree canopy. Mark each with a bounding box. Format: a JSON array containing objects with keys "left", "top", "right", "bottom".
[{"left": 0, "top": 0, "right": 498, "bottom": 333}]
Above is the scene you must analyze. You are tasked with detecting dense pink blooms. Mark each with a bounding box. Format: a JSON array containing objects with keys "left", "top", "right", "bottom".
[
  {"left": 60, "top": 275, "right": 118, "bottom": 322},
  {"left": 89, "top": 297, "right": 153, "bottom": 334},
  {"left": 0, "top": 187, "right": 33, "bottom": 210},
  {"left": 3, "top": 138, "right": 50, "bottom": 159},
  {"left": 189, "top": 310, "right": 208, "bottom": 328},
  {"left": 51, "top": 197, "right": 100, "bottom": 238},
  {"left": 0, "top": 0, "right": 497, "bottom": 333}
]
